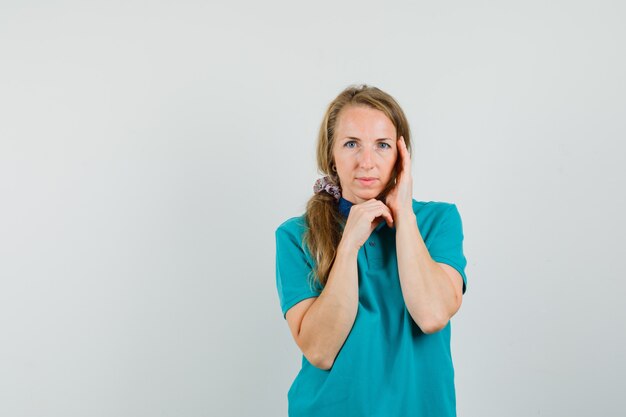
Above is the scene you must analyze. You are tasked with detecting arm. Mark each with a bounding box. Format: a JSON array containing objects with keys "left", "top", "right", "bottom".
[
  {"left": 294, "top": 199, "right": 393, "bottom": 370},
  {"left": 296, "top": 241, "right": 360, "bottom": 370},
  {"left": 394, "top": 210, "right": 463, "bottom": 334},
  {"left": 383, "top": 136, "right": 464, "bottom": 334}
]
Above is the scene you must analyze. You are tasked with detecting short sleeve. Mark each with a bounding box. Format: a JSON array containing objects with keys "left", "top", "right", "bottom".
[
  {"left": 428, "top": 204, "right": 468, "bottom": 294},
  {"left": 275, "top": 221, "right": 323, "bottom": 319}
]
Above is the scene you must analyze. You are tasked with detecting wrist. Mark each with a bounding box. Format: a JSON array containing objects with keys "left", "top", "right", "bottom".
[
  {"left": 394, "top": 209, "right": 416, "bottom": 227},
  {"left": 337, "top": 239, "right": 361, "bottom": 258},
  {"left": 389, "top": 200, "right": 412, "bottom": 215}
]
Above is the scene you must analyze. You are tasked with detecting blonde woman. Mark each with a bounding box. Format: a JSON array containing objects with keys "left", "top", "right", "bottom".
[{"left": 275, "top": 84, "right": 467, "bottom": 416}]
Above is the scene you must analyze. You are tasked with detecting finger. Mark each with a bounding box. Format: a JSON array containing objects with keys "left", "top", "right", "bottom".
[
  {"left": 398, "top": 136, "right": 405, "bottom": 153},
  {"left": 396, "top": 136, "right": 403, "bottom": 156},
  {"left": 396, "top": 137, "right": 406, "bottom": 171},
  {"left": 401, "top": 136, "right": 408, "bottom": 151},
  {"left": 371, "top": 216, "right": 383, "bottom": 230},
  {"left": 384, "top": 210, "right": 394, "bottom": 228},
  {"left": 398, "top": 137, "right": 411, "bottom": 176},
  {"left": 400, "top": 137, "right": 410, "bottom": 169},
  {"left": 363, "top": 202, "right": 387, "bottom": 217},
  {"left": 374, "top": 202, "right": 394, "bottom": 227},
  {"left": 381, "top": 204, "right": 394, "bottom": 227}
]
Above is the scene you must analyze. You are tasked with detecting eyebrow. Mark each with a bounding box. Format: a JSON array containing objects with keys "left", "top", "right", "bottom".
[{"left": 343, "top": 136, "right": 393, "bottom": 142}]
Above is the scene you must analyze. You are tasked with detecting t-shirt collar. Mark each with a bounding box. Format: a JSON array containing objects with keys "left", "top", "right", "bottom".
[{"left": 338, "top": 196, "right": 353, "bottom": 218}]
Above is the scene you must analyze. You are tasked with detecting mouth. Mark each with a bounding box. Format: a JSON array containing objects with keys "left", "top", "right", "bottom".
[{"left": 356, "top": 177, "right": 378, "bottom": 186}]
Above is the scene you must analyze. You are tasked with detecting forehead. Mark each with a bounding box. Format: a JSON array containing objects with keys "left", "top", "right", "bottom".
[{"left": 336, "top": 105, "right": 395, "bottom": 137}]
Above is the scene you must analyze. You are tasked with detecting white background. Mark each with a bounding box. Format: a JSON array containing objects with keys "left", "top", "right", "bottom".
[{"left": 1, "top": 1, "right": 625, "bottom": 416}]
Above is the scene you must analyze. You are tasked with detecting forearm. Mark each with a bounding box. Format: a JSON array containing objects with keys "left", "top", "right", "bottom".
[
  {"left": 298, "top": 241, "right": 359, "bottom": 369},
  {"left": 395, "top": 210, "right": 458, "bottom": 333}
]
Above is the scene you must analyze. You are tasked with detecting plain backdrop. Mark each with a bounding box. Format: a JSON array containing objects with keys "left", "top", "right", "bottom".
[{"left": 1, "top": 1, "right": 625, "bottom": 416}]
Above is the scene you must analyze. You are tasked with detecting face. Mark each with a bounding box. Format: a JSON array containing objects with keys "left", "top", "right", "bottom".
[{"left": 332, "top": 105, "right": 398, "bottom": 204}]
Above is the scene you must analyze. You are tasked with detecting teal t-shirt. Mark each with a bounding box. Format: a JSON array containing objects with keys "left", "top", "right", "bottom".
[{"left": 275, "top": 198, "right": 468, "bottom": 417}]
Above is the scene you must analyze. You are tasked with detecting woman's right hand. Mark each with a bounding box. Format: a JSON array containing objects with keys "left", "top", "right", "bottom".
[{"left": 340, "top": 198, "right": 394, "bottom": 251}]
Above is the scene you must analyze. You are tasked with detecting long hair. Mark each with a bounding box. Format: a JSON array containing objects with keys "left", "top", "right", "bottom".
[{"left": 303, "top": 84, "right": 412, "bottom": 288}]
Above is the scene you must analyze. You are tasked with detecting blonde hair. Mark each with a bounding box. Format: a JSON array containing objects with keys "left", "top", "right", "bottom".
[{"left": 303, "top": 84, "right": 412, "bottom": 288}]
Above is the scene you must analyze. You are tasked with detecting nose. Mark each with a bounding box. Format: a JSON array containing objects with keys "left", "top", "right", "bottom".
[{"left": 359, "top": 146, "right": 374, "bottom": 170}]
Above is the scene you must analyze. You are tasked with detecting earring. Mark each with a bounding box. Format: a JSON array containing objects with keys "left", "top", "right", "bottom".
[{"left": 331, "top": 164, "right": 337, "bottom": 172}]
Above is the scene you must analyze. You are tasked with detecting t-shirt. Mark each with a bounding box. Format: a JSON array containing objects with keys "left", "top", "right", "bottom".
[{"left": 274, "top": 197, "right": 468, "bottom": 417}]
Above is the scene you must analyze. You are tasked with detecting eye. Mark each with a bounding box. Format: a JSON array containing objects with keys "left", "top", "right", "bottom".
[
  {"left": 344, "top": 141, "right": 357, "bottom": 149},
  {"left": 378, "top": 142, "right": 391, "bottom": 149}
]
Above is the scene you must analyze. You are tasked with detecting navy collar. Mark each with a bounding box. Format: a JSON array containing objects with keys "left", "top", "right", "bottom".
[{"left": 338, "top": 196, "right": 353, "bottom": 218}]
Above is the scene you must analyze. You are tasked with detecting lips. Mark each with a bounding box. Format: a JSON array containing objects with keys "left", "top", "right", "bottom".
[{"left": 357, "top": 177, "right": 377, "bottom": 186}]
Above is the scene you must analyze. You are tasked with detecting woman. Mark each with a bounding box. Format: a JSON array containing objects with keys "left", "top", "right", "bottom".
[{"left": 275, "top": 84, "right": 468, "bottom": 416}]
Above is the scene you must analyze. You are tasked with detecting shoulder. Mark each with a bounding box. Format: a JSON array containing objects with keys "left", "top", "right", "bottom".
[
  {"left": 411, "top": 200, "right": 463, "bottom": 235},
  {"left": 275, "top": 215, "right": 311, "bottom": 254},
  {"left": 275, "top": 214, "right": 308, "bottom": 237},
  {"left": 275, "top": 214, "right": 316, "bottom": 264},
  {"left": 412, "top": 199, "right": 459, "bottom": 219}
]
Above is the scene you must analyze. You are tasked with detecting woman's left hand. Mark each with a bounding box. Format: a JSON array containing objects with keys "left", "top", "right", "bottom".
[{"left": 385, "top": 136, "right": 414, "bottom": 218}]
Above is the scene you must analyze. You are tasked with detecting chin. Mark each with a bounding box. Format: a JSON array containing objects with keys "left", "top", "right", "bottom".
[{"left": 357, "top": 190, "right": 383, "bottom": 201}]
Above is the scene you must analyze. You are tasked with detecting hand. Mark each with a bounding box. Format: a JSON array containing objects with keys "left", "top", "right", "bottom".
[
  {"left": 385, "top": 136, "right": 414, "bottom": 217},
  {"left": 340, "top": 199, "right": 394, "bottom": 251}
]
